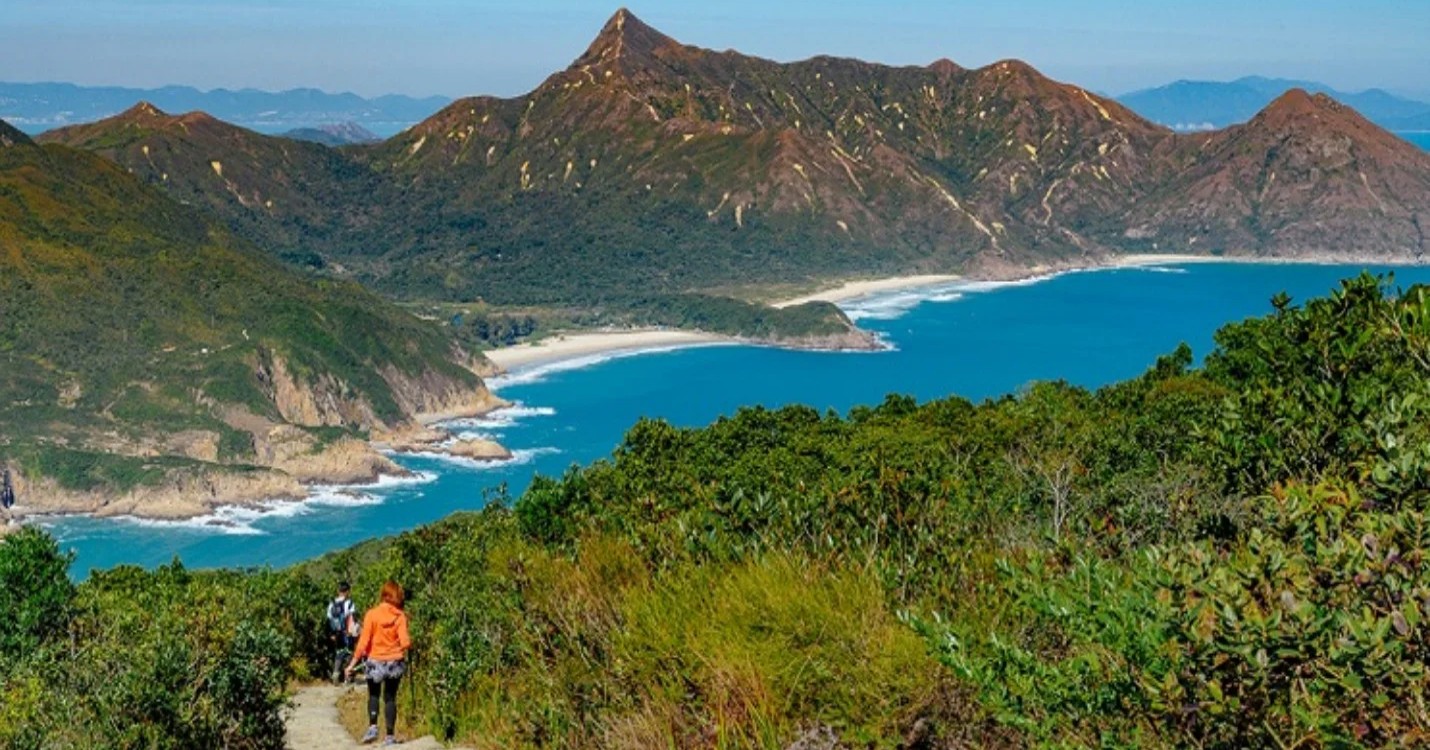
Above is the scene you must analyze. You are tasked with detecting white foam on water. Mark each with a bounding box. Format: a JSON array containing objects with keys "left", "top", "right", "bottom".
[
  {"left": 494, "top": 404, "right": 557, "bottom": 419},
  {"left": 842, "top": 268, "right": 1126, "bottom": 323},
  {"left": 952, "top": 271, "right": 1066, "bottom": 294},
  {"left": 365, "top": 470, "right": 438, "bottom": 490},
  {"left": 75, "top": 468, "right": 437, "bottom": 537},
  {"left": 106, "top": 500, "right": 297, "bottom": 537},
  {"left": 842, "top": 286, "right": 968, "bottom": 321},
  {"left": 443, "top": 404, "right": 557, "bottom": 431},
  {"left": 488, "top": 343, "right": 733, "bottom": 388},
  {"left": 1128, "top": 265, "right": 1189, "bottom": 274},
  {"left": 304, "top": 488, "right": 384, "bottom": 508},
  {"left": 385, "top": 446, "right": 560, "bottom": 471}
]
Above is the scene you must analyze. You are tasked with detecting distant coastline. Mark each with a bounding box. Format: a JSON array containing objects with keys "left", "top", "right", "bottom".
[
  {"left": 28, "top": 254, "right": 1419, "bottom": 528},
  {"left": 482, "top": 276, "right": 971, "bottom": 376},
  {"left": 481, "top": 253, "right": 1430, "bottom": 378}
]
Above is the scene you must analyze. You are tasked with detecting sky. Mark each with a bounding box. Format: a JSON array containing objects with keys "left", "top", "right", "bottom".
[{"left": 0, "top": 0, "right": 1427, "bottom": 99}]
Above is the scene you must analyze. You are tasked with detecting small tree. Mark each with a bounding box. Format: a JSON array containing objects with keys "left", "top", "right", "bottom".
[
  {"left": 0, "top": 527, "right": 76, "bottom": 658},
  {"left": 1006, "top": 382, "right": 1094, "bottom": 538}
]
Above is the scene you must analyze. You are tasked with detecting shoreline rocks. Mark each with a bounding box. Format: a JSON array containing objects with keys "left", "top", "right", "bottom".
[
  {"left": 6, "top": 410, "right": 512, "bottom": 525},
  {"left": 443, "top": 438, "right": 514, "bottom": 462},
  {"left": 375, "top": 423, "right": 516, "bottom": 463}
]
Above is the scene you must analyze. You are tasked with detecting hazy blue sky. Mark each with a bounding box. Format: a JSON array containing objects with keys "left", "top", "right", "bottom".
[{"left": 1, "top": 1, "right": 1426, "bottom": 99}]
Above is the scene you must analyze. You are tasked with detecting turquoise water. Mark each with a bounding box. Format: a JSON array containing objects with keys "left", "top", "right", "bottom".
[
  {"left": 45, "top": 262, "right": 1430, "bottom": 576},
  {"left": 1402, "top": 132, "right": 1430, "bottom": 150}
]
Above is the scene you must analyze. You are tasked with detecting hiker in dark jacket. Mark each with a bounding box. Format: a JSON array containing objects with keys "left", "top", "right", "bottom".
[{"left": 326, "top": 581, "right": 358, "bottom": 684}]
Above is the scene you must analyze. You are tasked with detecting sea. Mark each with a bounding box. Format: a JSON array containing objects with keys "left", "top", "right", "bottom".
[{"left": 43, "top": 260, "right": 1430, "bottom": 577}]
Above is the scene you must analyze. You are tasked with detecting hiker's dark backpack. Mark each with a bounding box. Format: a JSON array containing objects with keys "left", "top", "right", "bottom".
[{"left": 327, "top": 598, "right": 351, "bottom": 635}]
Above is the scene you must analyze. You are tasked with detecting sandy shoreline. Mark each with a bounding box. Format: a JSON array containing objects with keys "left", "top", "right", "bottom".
[
  {"left": 771, "top": 274, "right": 964, "bottom": 308},
  {"left": 481, "top": 264, "right": 1179, "bottom": 374},
  {"left": 484, "top": 329, "right": 733, "bottom": 371},
  {"left": 485, "top": 275, "right": 970, "bottom": 374}
]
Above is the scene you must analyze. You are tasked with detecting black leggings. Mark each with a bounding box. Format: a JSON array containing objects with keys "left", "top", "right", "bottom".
[{"left": 367, "top": 676, "right": 400, "bottom": 735}]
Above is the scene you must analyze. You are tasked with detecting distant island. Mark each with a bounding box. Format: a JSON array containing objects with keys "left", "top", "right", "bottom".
[
  {"left": 279, "top": 122, "right": 382, "bottom": 146},
  {"left": 1116, "top": 75, "right": 1430, "bottom": 131},
  {"left": 0, "top": 81, "right": 450, "bottom": 136}
]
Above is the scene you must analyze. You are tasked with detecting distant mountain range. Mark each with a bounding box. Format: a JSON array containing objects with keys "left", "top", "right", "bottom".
[
  {"left": 0, "top": 81, "right": 451, "bottom": 137},
  {"left": 36, "top": 9, "right": 1430, "bottom": 308},
  {"left": 8, "top": 72, "right": 1426, "bottom": 142},
  {"left": 1116, "top": 76, "right": 1430, "bottom": 132}
]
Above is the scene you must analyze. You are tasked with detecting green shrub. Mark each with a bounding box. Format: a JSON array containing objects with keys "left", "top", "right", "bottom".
[{"left": 0, "top": 527, "right": 75, "bottom": 660}]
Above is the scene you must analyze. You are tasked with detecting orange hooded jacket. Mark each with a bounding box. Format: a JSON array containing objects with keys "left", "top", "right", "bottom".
[{"left": 353, "top": 602, "right": 411, "bottom": 663}]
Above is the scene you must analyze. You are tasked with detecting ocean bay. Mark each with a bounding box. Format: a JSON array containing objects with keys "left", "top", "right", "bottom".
[{"left": 48, "top": 262, "right": 1430, "bottom": 574}]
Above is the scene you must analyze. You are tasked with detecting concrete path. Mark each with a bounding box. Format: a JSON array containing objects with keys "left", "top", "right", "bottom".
[{"left": 284, "top": 684, "right": 452, "bottom": 749}]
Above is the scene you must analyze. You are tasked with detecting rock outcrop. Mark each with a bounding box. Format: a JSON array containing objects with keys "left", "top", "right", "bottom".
[
  {"left": 443, "top": 439, "right": 514, "bottom": 462},
  {"left": 6, "top": 465, "right": 305, "bottom": 521},
  {"left": 375, "top": 425, "right": 515, "bottom": 464}
]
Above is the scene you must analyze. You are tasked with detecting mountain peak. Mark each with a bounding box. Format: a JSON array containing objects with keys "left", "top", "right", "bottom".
[
  {"left": 105, "top": 103, "right": 225, "bottom": 131},
  {"left": 927, "top": 58, "right": 965, "bottom": 76},
  {"left": 0, "top": 119, "right": 31, "bottom": 148},
  {"left": 1253, "top": 88, "right": 1359, "bottom": 128},
  {"left": 1268, "top": 87, "right": 1319, "bottom": 112},
  {"left": 575, "top": 8, "right": 679, "bottom": 69},
  {"left": 119, "top": 101, "right": 170, "bottom": 121},
  {"left": 177, "top": 110, "right": 218, "bottom": 126}
]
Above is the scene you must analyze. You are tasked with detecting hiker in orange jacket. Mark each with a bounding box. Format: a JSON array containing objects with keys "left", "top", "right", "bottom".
[{"left": 345, "top": 580, "right": 411, "bottom": 745}]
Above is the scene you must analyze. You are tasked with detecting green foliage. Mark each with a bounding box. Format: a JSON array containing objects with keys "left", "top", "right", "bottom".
[
  {"left": 0, "top": 528, "right": 76, "bottom": 660},
  {"left": 454, "top": 311, "right": 539, "bottom": 347},
  {"left": 0, "top": 560, "right": 301, "bottom": 749},
  {"left": 612, "top": 555, "right": 938, "bottom": 747},
  {"left": 619, "top": 294, "right": 854, "bottom": 339},
  {"left": 1143, "top": 482, "right": 1430, "bottom": 746},
  {"left": 1203, "top": 274, "right": 1430, "bottom": 500},
  {"left": 13, "top": 275, "right": 1430, "bottom": 747},
  {"left": 0, "top": 136, "right": 482, "bottom": 494}
]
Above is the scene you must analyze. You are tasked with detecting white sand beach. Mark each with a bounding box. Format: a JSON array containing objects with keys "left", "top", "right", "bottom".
[
  {"left": 482, "top": 275, "right": 966, "bottom": 374},
  {"left": 484, "top": 329, "right": 732, "bottom": 371},
  {"left": 771, "top": 274, "right": 963, "bottom": 308},
  {"left": 1109, "top": 254, "right": 1233, "bottom": 267}
]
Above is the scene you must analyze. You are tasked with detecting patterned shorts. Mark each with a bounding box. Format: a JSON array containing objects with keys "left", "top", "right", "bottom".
[{"left": 365, "top": 658, "right": 406, "bottom": 683}]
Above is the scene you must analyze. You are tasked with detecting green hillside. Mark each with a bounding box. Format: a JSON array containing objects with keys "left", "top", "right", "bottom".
[
  {"left": 0, "top": 125, "right": 489, "bottom": 500},
  {"left": 9, "top": 275, "right": 1430, "bottom": 748}
]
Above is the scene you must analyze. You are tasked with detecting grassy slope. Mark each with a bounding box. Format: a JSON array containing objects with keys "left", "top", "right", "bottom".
[{"left": 0, "top": 136, "right": 480, "bottom": 491}]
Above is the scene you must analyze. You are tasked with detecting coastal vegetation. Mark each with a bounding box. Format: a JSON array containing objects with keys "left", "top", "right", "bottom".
[
  {"left": 6, "top": 274, "right": 1430, "bottom": 747},
  {"left": 448, "top": 295, "right": 858, "bottom": 350},
  {"left": 0, "top": 129, "right": 490, "bottom": 506}
]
